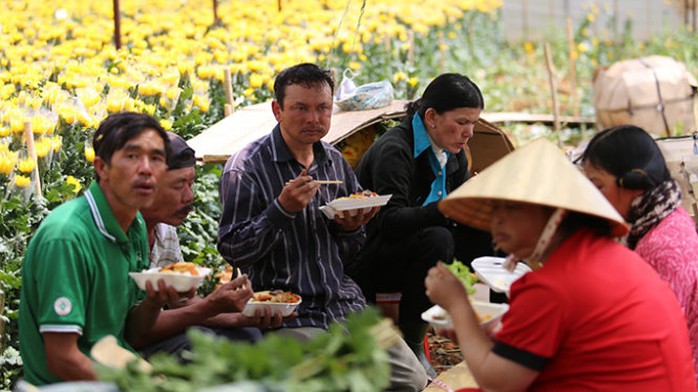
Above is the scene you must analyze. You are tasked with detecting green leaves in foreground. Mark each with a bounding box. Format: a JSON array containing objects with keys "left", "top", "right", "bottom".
[{"left": 97, "top": 308, "right": 391, "bottom": 392}]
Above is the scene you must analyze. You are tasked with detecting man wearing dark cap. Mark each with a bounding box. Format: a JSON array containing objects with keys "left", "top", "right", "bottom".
[
  {"left": 19, "top": 112, "right": 188, "bottom": 385},
  {"left": 142, "top": 132, "right": 198, "bottom": 268},
  {"left": 134, "top": 132, "right": 284, "bottom": 357}
]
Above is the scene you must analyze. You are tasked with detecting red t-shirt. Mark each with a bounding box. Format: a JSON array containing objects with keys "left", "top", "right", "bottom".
[{"left": 494, "top": 229, "right": 695, "bottom": 391}]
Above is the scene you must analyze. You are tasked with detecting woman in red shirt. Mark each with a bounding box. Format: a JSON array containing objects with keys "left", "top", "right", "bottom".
[{"left": 426, "top": 138, "right": 695, "bottom": 391}]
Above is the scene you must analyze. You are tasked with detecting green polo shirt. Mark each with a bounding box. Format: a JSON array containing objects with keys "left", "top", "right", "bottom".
[{"left": 19, "top": 181, "right": 149, "bottom": 386}]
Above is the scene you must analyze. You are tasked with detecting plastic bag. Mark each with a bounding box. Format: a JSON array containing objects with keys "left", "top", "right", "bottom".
[
  {"left": 335, "top": 69, "right": 358, "bottom": 101},
  {"left": 335, "top": 79, "right": 394, "bottom": 111}
]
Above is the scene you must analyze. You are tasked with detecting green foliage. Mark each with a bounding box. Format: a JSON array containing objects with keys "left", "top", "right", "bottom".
[
  {"left": 0, "top": 194, "right": 49, "bottom": 389},
  {"left": 179, "top": 163, "right": 228, "bottom": 296},
  {"left": 97, "top": 308, "right": 390, "bottom": 392}
]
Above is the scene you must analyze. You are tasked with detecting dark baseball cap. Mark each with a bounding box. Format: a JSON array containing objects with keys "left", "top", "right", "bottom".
[{"left": 167, "top": 132, "right": 196, "bottom": 170}]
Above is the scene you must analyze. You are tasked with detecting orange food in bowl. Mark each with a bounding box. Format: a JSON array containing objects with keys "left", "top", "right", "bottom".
[
  {"left": 159, "top": 261, "right": 199, "bottom": 276},
  {"left": 336, "top": 190, "right": 378, "bottom": 201},
  {"left": 252, "top": 290, "right": 301, "bottom": 303}
]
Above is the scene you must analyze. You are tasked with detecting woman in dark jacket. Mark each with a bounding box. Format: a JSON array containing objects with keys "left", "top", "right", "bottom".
[{"left": 352, "top": 73, "right": 494, "bottom": 376}]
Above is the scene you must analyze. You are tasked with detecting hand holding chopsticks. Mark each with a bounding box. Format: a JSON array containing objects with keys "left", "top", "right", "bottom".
[{"left": 279, "top": 170, "right": 322, "bottom": 213}]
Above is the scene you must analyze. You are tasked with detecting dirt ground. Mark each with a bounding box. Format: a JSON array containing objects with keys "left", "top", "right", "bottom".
[{"left": 427, "top": 329, "right": 463, "bottom": 374}]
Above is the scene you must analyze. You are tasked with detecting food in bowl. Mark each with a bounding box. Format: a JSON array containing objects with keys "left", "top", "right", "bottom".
[
  {"left": 252, "top": 290, "right": 302, "bottom": 303},
  {"left": 421, "top": 301, "right": 508, "bottom": 330},
  {"left": 335, "top": 190, "right": 378, "bottom": 201},
  {"left": 242, "top": 289, "right": 302, "bottom": 317},
  {"left": 159, "top": 261, "right": 200, "bottom": 275},
  {"left": 129, "top": 263, "right": 211, "bottom": 292}
]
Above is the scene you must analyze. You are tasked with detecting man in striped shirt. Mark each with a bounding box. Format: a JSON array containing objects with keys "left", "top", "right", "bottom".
[{"left": 217, "top": 63, "right": 428, "bottom": 391}]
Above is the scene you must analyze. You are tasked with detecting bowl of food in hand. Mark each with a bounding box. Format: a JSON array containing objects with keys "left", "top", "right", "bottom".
[
  {"left": 320, "top": 190, "right": 392, "bottom": 219},
  {"left": 242, "top": 289, "right": 302, "bottom": 317},
  {"left": 421, "top": 300, "right": 509, "bottom": 330},
  {"left": 129, "top": 262, "right": 211, "bottom": 292}
]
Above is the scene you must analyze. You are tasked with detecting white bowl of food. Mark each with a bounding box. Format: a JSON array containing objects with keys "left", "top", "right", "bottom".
[
  {"left": 242, "top": 290, "right": 302, "bottom": 317},
  {"left": 421, "top": 301, "right": 509, "bottom": 330},
  {"left": 129, "top": 262, "right": 211, "bottom": 292},
  {"left": 320, "top": 191, "right": 392, "bottom": 219}
]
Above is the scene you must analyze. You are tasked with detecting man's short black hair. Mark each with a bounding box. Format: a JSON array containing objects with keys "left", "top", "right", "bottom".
[
  {"left": 273, "top": 63, "right": 334, "bottom": 108},
  {"left": 93, "top": 112, "right": 169, "bottom": 180}
]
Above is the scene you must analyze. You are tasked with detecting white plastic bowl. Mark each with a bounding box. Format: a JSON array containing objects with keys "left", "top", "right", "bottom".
[
  {"left": 242, "top": 293, "right": 302, "bottom": 317},
  {"left": 421, "top": 301, "right": 509, "bottom": 330},
  {"left": 129, "top": 266, "right": 211, "bottom": 292},
  {"left": 471, "top": 256, "right": 532, "bottom": 295}
]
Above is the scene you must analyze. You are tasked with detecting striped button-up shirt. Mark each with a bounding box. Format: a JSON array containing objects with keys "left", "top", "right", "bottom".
[{"left": 217, "top": 125, "right": 367, "bottom": 329}]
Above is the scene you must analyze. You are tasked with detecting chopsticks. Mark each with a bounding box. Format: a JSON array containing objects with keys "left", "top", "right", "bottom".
[
  {"left": 314, "top": 180, "right": 343, "bottom": 184},
  {"left": 286, "top": 179, "right": 342, "bottom": 185}
]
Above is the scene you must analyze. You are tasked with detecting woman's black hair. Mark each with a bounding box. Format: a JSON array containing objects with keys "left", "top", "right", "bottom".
[
  {"left": 580, "top": 125, "right": 670, "bottom": 191},
  {"left": 404, "top": 73, "right": 484, "bottom": 118}
]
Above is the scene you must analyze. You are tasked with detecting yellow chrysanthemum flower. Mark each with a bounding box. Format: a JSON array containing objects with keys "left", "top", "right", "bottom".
[
  {"left": 0, "top": 150, "right": 16, "bottom": 176},
  {"left": 160, "top": 119, "right": 173, "bottom": 131},
  {"left": 34, "top": 138, "right": 51, "bottom": 158},
  {"left": 17, "top": 157, "right": 36, "bottom": 173},
  {"left": 14, "top": 174, "right": 31, "bottom": 188},
  {"left": 85, "top": 146, "right": 95, "bottom": 163},
  {"left": 393, "top": 71, "right": 408, "bottom": 82},
  {"left": 51, "top": 136, "right": 62, "bottom": 152},
  {"left": 524, "top": 41, "right": 535, "bottom": 55},
  {"left": 66, "top": 175, "right": 82, "bottom": 194},
  {"left": 249, "top": 73, "right": 264, "bottom": 89}
]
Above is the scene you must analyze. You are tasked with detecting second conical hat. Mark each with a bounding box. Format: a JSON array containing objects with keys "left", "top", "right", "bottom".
[{"left": 439, "top": 138, "right": 629, "bottom": 237}]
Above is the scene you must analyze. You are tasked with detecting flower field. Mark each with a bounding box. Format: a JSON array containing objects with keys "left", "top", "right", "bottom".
[{"left": 1, "top": 0, "right": 697, "bottom": 388}]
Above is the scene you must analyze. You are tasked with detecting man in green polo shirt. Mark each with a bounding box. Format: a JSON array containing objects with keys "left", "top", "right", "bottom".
[{"left": 19, "top": 112, "right": 189, "bottom": 385}]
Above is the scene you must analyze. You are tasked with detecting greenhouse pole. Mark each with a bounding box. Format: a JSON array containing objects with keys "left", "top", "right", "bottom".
[
  {"left": 566, "top": 18, "right": 579, "bottom": 117},
  {"left": 113, "top": 0, "right": 121, "bottom": 50},
  {"left": 544, "top": 43, "right": 561, "bottom": 133},
  {"left": 24, "top": 122, "right": 42, "bottom": 197},
  {"left": 213, "top": 0, "right": 220, "bottom": 26}
]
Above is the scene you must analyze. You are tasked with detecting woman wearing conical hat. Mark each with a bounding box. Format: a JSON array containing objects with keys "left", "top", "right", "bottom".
[{"left": 425, "top": 138, "right": 695, "bottom": 390}]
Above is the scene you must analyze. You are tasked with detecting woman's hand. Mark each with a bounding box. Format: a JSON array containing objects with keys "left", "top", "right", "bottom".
[{"left": 425, "top": 262, "right": 469, "bottom": 312}]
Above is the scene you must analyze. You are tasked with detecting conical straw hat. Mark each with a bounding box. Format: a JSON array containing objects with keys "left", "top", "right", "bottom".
[{"left": 439, "top": 138, "right": 629, "bottom": 237}]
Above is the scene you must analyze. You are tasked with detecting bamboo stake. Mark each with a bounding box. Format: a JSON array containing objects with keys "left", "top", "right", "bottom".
[
  {"left": 407, "top": 30, "right": 415, "bottom": 67},
  {"left": 0, "top": 289, "right": 4, "bottom": 350},
  {"left": 113, "top": 0, "right": 121, "bottom": 50},
  {"left": 224, "top": 68, "right": 234, "bottom": 116},
  {"left": 24, "top": 121, "right": 42, "bottom": 197},
  {"left": 544, "top": 43, "right": 561, "bottom": 133},
  {"left": 438, "top": 32, "right": 446, "bottom": 73},
  {"left": 566, "top": 18, "right": 579, "bottom": 117},
  {"left": 212, "top": 0, "right": 220, "bottom": 26},
  {"left": 522, "top": 0, "right": 529, "bottom": 41}
]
